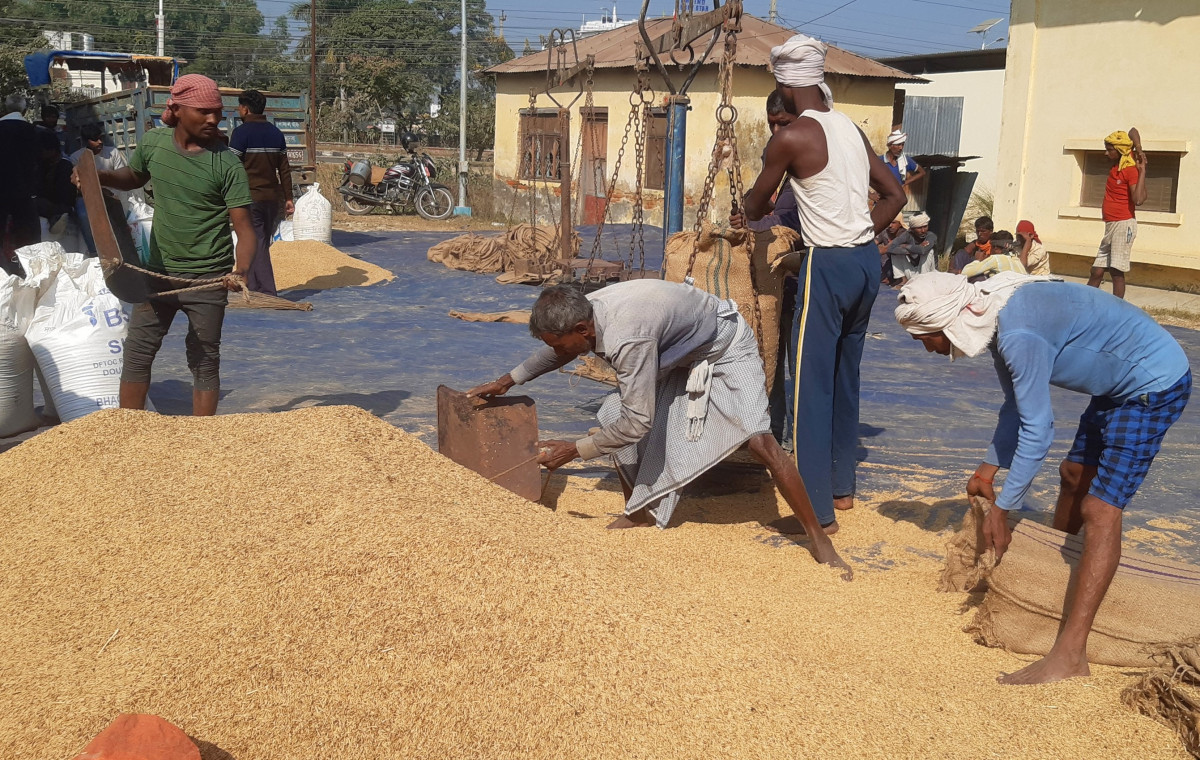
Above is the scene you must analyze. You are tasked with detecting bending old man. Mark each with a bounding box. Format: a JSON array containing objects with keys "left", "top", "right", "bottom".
[{"left": 468, "top": 280, "right": 851, "bottom": 578}]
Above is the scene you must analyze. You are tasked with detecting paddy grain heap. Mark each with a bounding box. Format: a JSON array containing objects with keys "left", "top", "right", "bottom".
[
  {"left": 0, "top": 407, "right": 1187, "bottom": 759},
  {"left": 270, "top": 240, "right": 395, "bottom": 291}
]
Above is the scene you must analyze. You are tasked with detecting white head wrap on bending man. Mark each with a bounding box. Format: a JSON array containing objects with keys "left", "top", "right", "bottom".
[
  {"left": 770, "top": 33, "right": 833, "bottom": 106},
  {"left": 894, "top": 271, "right": 1058, "bottom": 359},
  {"left": 908, "top": 212, "right": 930, "bottom": 228},
  {"left": 887, "top": 130, "right": 907, "bottom": 146}
]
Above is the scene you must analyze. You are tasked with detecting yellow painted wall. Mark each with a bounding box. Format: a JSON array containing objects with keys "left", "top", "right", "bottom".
[
  {"left": 995, "top": 0, "right": 1200, "bottom": 284},
  {"left": 493, "top": 67, "right": 896, "bottom": 228}
]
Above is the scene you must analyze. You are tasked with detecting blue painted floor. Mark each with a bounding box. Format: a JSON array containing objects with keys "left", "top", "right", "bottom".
[{"left": 20, "top": 223, "right": 1200, "bottom": 557}]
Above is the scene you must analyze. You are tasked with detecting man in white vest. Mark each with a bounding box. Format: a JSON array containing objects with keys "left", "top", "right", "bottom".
[{"left": 743, "top": 34, "right": 906, "bottom": 534}]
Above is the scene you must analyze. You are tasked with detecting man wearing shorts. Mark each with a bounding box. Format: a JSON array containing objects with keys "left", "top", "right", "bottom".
[
  {"left": 85, "top": 74, "right": 255, "bottom": 415},
  {"left": 896, "top": 272, "right": 1190, "bottom": 685},
  {"left": 1087, "top": 129, "right": 1147, "bottom": 299}
]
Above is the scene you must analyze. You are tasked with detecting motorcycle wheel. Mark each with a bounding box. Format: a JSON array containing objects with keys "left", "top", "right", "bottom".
[
  {"left": 415, "top": 186, "right": 455, "bottom": 221},
  {"left": 343, "top": 195, "right": 374, "bottom": 216}
]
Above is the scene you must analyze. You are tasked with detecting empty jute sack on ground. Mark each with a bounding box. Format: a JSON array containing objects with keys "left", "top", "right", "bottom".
[
  {"left": 427, "top": 225, "right": 579, "bottom": 278},
  {"left": 662, "top": 223, "right": 798, "bottom": 393},
  {"left": 942, "top": 497, "right": 1200, "bottom": 668}
]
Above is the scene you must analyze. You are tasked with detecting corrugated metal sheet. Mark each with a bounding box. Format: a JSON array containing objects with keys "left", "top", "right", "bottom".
[
  {"left": 488, "top": 15, "right": 925, "bottom": 81},
  {"left": 903, "top": 95, "right": 963, "bottom": 156}
]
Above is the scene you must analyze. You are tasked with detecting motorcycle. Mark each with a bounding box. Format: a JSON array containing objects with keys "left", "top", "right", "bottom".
[{"left": 337, "top": 135, "right": 455, "bottom": 220}]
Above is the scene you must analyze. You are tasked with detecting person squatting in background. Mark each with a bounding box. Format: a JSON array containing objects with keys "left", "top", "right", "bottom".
[
  {"left": 960, "top": 230, "right": 1026, "bottom": 281},
  {"left": 80, "top": 74, "right": 256, "bottom": 416},
  {"left": 1015, "top": 219, "right": 1049, "bottom": 275},
  {"left": 950, "top": 216, "right": 994, "bottom": 275},
  {"left": 743, "top": 33, "right": 907, "bottom": 534},
  {"left": 887, "top": 211, "right": 936, "bottom": 282}
]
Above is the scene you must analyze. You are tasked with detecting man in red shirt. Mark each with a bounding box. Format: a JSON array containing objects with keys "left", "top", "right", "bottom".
[{"left": 1087, "top": 128, "right": 1147, "bottom": 299}]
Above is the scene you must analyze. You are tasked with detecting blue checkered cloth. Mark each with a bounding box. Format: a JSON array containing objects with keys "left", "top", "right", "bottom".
[{"left": 1066, "top": 369, "right": 1192, "bottom": 509}]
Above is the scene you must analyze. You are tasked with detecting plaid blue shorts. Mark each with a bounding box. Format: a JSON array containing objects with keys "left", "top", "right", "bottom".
[{"left": 1065, "top": 369, "right": 1191, "bottom": 509}]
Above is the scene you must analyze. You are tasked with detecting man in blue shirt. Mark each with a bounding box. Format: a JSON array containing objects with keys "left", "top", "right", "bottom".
[
  {"left": 229, "top": 90, "right": 294, "bottom": 295},
  {"left": 881, "top": 129, "right": 926, "bottom": 191},
  {"left": 896, "top": 272, "right": 1190, "bottom": 685}
]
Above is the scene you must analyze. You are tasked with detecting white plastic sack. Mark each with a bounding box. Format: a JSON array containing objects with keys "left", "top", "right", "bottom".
[
  {"left": 0, "top": 274, "right": 41, "bottom": 437},
  {"left": 25, "top": 257, "right": 143, "bottom": 423},
  {"left": 292, "top": 183, "right": 332, "bottom": 244},
  {"left": 272, "top": 219, "right": 294, "bottom": 243},
  {"left": 16, "top": 241, "right": 69, "bottom": 301},
  {"left": 126, "top": 196, "right": 154, "bottom": 266}
]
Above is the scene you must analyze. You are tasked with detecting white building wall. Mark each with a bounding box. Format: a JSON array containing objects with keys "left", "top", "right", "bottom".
[{"left": 900, "top": 67, "right": 1006, "bottom": 194}]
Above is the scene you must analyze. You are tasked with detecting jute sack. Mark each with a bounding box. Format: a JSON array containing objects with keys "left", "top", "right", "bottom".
[
  {"left": 947, "top": 501, "right": 1200, "bottom": 667},
  {"left": 427, "top": 233, "right": 507, "bottom": 273},
  {"left": 939, "top": 495, "right": 1000, "bottom": 593},
  {"left": 663, "top": 222, "right": 797, "bottom": 392}
]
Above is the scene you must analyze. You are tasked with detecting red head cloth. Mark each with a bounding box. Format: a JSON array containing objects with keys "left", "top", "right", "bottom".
[
  {"left": 167, "top": 74, "right": 223, "bottom": 110},
  {"left": 1016, "top": 220, "right": 1040, "bottom": 244}
]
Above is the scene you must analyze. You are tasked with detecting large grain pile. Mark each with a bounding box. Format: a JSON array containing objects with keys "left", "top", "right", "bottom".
[
  {"left": 0, "top": 407, "right": 1188, "bottom": 759},
  {"left": 270, "top": 240, "right": 395, "bottom": 291}
]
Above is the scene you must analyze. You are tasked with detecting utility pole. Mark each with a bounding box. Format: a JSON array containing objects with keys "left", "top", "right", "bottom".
[
  {"left": 309, "top": 0, "right": 317, "bottom": 168},
  {"left": 768, "top": 0, "right": 777, "bottom": 23},
  {"left": 156, "top": 0, "right": 164, "bottom": 56},
  {"left": 498, "top": 10, "right": 506, "bottom": 39},
  {"left": 454, "top": 0, "right": 471, "bottom": 215},
  {"left": 339, "top": 61, "right": 347, "bottom": 144}
]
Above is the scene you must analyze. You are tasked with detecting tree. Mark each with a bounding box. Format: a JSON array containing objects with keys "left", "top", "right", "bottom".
[
  {"left": 291, "top": 0, "right": 511, "bottom": 132},
  {"left": 7, "top": 0, "right": 274, "bottom": 85}
]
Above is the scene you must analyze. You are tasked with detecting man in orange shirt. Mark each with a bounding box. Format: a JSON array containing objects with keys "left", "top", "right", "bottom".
[{"left": 1087, "top": 128, "right": 1147, "bottom": 299}]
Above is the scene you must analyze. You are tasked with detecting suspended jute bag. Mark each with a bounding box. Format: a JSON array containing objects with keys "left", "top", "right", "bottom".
[
  {"left": 662, "top": 222, "right": 798, "bottom": 393},
  {"left": 942, "top": 497, "right": 1200, "bottom": 668}
]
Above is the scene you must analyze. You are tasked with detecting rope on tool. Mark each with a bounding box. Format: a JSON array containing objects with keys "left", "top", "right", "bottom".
[{"left": 104, "top": 258, "right": 251, "bottom": 301}]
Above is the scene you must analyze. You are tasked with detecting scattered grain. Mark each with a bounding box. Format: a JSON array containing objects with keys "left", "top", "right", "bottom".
[
  {"left": 0, "top": 407, "right": 1187, "bottom": 760},
  {"left": 270, "top": 240, "right": 395, "bottom": 291}
]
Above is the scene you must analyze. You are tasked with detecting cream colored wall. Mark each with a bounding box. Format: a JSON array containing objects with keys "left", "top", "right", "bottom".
[
  {"left": 995, "top": 0, "right": 1199, "bottom": 277},
  {"left": 899, "top": 68, "right": 1006, "bottom": 192},
  {"left": 493, "top": 68, "right": 896, "bottom": 227}
]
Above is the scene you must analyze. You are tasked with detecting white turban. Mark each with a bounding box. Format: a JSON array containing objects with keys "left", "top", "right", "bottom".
[
  {"left": 770, "top": 33, "right": 833, "bottom": 106},
  {"left": 887, "top": 130, "right": 907, "bottom": 146},
  {"left": 908, "top": 212, "right": 930, "bottom": 227},
  {"left": 895, "top": 271, "right": 1056, "bottom": 359}
]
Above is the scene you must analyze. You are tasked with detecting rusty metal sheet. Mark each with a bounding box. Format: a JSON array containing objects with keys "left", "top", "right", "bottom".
[{"left": 437, "top": 385, "right": 542, "bottom": 501}]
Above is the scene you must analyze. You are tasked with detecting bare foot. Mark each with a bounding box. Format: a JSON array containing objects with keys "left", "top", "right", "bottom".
[
  {"left": 606, "top": 509, "right": 654, "bottom": 530},
  {"left": 998, "top": 652, "right": 1090, "bottom": 685},
  {"left": 764, "top": 515, "right": 839, "bottom": 536},
  {"left": 834, "top": 495, "right": 854, "bottom": 511},
  {"left": 812, "top": 540, "right": 853, "bottom": 581}
]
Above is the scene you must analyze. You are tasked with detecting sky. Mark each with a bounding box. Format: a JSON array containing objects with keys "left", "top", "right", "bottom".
[{"left": 255, "top": 0, "right": 1012, "bottom": 60}]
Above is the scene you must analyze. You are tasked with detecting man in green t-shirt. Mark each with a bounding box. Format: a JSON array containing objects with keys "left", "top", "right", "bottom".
[{"left": 86, "top": 74, "right": 255, "bottom": 416}]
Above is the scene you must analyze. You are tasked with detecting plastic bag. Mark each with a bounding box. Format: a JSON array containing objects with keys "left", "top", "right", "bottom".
[
  {"left": 0, "top": 273, "right": 41, "bottom": 437},
  {"left": 292, "top": 183, "right": 332, "bottom": 244},
  {"left": 273, "top": 220, "right": 294, "bottom": 243},
  {"left": 126, "top": 196, "right": 154, "bottom": 266}
]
